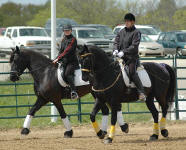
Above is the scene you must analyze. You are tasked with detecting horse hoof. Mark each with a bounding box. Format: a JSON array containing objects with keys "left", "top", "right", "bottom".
[
  {"left": 149, "top": 134, "right": 158, "bottom": 141},
  {"left": 120, "top": 123, "right": 129, "bottom": 133},
  {"left": 97, "top": 130, "right": 107, "bottom": 139},
  {"left": 161, "top": 129, "right": 168, "bottom": 137},
  {"left": 104, "top": 137, "right": 112, "bottom": 144},
  {"left": 21, "top": 128, "right": 30, "bottom": 135},
  {"left": 64, "top": 130, "right": 73, "bottom": 138}
]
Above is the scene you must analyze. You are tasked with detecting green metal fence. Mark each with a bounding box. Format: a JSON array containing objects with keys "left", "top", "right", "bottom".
[{"left": 0, "top": 55, "right": 185, "bottom": 122}]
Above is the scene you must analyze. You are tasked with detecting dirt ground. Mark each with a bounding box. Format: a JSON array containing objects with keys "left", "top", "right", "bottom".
[{"left": 0, "top": 122, "right": 186, "bottom": 150}]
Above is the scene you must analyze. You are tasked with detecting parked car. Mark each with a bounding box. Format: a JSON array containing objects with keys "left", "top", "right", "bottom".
[
  {"left": 0, "top": 26, "right": 51, "bottom": 52},
  {"left": 83, "top": 24, "right": 115, "bottom": 40},
  {"left": 157, "top": 31, "right": 186, "bottom": 55},
  {"left": 45, "top": 18, "right": 78, "bottom": 37},
  {"left": 57, "top": 27, "right": 113, "bottom": 53},
  {"left": 113, "top": 25, "right": 159, "bottom": 41},
  {"left": 0, "top": 28, "right": 6, "bottom": 36},
  {"left": 144, "top": 25, "right": 162, "bottom": 34},
  {"left": 139, "top": 34, "right": 164, "bottom": 57}
]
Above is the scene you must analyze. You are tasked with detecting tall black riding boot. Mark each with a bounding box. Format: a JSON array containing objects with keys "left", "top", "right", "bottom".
[
  {"left": 66, "top": 75, "right": 79, "bottom": 99},
  {"left": 131, "top": 73, "right": 146, "bottom": 101}
]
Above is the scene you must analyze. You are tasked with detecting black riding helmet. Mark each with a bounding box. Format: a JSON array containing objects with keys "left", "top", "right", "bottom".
[
  {"left": 124, "top": 13, "right": 135, "bottom": 21},
  {"left": 63, "top": 24, "right": 72, "bottom": 31}
]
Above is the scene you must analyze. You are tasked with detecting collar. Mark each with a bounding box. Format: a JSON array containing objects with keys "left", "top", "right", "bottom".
[{"left": 125, "top": 25, "right": 136, "bottom": 32}]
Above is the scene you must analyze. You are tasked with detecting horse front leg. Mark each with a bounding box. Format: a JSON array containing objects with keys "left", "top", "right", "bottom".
[
  {"left": 100, "top": 103, "right": 109, "bottom": 136},
  {"left": 21, "top": 97, "right": 48, "bottom": 135},
  {"left": 90, "top": 98, "right": 107, "bottom": 139},
  {"left": 104, "top": 104, "right": 118, "bottom": 144}
]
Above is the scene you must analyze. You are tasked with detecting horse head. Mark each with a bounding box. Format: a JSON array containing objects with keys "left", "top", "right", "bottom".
[{"left": 10, "top": 46, "right": 28, "bottom": 82}]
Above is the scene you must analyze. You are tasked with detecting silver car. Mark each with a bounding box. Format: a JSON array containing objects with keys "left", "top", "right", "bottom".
[
  {"left": 139, "top": 34, "right": 164, "bottom": 57},
  {"left": 57, "top": 27, "right": 113, "bottom": 53}
]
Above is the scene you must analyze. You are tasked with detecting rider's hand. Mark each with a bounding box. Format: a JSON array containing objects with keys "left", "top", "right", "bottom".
[
  {"left": 113, "top": 50, "right": 119, "bottom": 56},
  {"left": 117, "top": 51, "right": 124, "bottom": 58},
  {"left": 52, "top": 59, "right": 58, "bottom": 64}
]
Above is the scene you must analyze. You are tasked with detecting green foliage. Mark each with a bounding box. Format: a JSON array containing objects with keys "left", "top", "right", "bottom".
[
  {"left": 173, "top": 7, "right": 186, "bottom": 30},
  {"left": 0, "top": 0, "right": 185, "bottom": 31},
  {"left": 0, "top": 2, "right": 45, "bottom": 27}
]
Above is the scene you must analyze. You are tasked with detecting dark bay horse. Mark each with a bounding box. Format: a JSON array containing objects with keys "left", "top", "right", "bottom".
[
  {"left": 79, "top": 45, "right": 176, "bottom": 143},
  {"left": 9, "top": 46, "right": 128, "bottom": 139}
]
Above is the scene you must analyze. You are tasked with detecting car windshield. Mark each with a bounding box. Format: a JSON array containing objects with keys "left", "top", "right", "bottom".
[
  {"left": 141, "top": 35, "right": 153, "bottom": 42},
  {"left": 176, "top": 33, "right": 186, "bottom": 42},
  {"left": 19, "top": 28, "right": 48, "bottom": 37},
  {"left": 96, "top": 26, "right": 113, "bottom": 35},
  {"left": 113, "top": 27, "right": 122, "bottom": 34},
  {"left": 138, "top": 28, "right": 158, "bottom": 35},
  {"left": 78, "top": 30, "right": 104, "bottom": 38}
]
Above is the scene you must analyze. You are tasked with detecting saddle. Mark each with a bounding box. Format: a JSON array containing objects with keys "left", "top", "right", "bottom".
[
  {"left": 119, "top": 61, "right": 151, "bottom": 88},
  {"left": 57, "top": 64, "right": 89, "bottom": 87}
]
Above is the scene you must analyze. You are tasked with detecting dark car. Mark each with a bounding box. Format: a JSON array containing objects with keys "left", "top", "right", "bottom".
[
  {"left": 84, "top": 24, "right": 115, "bottom": 40},
  {"left": 157, "top": 31, "right": 186, "bottom": 55}
]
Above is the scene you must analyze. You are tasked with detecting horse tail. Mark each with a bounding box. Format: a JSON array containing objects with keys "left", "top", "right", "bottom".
[{"left": 164, "top": 64, "right": 176, "bottom": 106}]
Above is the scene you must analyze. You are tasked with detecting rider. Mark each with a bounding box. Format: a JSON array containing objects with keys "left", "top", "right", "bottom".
[
  {"left": 113, "top": 13, "right": 146, "bottom": 101},
  {"left": 53, "top": 24, "right": 79, "bottom": 99}
]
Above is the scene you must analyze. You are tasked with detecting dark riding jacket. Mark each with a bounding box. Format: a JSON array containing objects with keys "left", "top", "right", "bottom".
[
  {"left": 57, "top": 34, "right": 79, "bottom": 66},
  {"left": 113, "top": 25, "right": 141, "bottom": 60}
]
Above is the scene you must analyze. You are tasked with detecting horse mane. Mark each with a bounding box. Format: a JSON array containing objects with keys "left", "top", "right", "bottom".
[
  {"left": 88, "top": 45, "right": 111, "bottom": 62},
  {"left": 87, "top": 45, "right": 120, "bottom": 72},
  {"left": 24, "top": 50, "right": 53, "bottom": 64}
]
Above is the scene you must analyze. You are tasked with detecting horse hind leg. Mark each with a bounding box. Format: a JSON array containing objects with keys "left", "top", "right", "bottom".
[
  {"left": 21, "top": 97, "right": 48, "bottom": 135},
  {"left": 52, "top": 100, "right": 73, "bottom": 138},
  {"left": 145, "top": 94, "right": 159, "bottom": 140},
  {"left": 117, "top": 103, "right": 129, "bottom": 133},
  {"left": 158, "top": 95, "right": 169, "bottom": 138}
]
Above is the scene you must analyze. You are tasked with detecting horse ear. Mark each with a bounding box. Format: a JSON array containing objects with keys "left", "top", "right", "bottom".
[
  {"left": 15, "top": 46, "right": 20, "bottom": 54},
  {"left": 83, "top": 44, "right": 89, "bottom": 53},
  {"left": 11, "top": 48, "right": 15, "bottom": 52}
]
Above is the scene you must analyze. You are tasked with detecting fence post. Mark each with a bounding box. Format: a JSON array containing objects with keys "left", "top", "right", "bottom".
[
  {"left": 174, "top": 55, "right": 179, "bottom": 120},
  {"left": 14, "top": 82, "right": 19, "bottom": 117},
  {"left": 78, "top": 98, "right": 82, "bottom": 123},
  {"left": 50, "top": 0, "right": 58, "bottom": 123}
]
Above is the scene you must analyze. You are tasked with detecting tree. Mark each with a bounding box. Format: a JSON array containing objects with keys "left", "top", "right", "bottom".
[
  {"left": 0, "top": 2, "right": 45, "bottom": 27},
  {"left": 173, "top": 7, "right": 186, "bottom": 30},
  {"left": 27, "top": 0, "right": 125, "bottom": 27}
]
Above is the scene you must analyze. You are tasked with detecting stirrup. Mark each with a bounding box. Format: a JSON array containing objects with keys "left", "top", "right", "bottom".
[
  {"left": 139, "top": 93, "right": 146, "bottom": 101},
  {"left": 71, "top": 91, "right": 79, "bottom": 99}
]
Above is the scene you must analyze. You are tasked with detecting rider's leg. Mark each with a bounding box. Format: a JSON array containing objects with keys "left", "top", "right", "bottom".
[
  {"left": 65, "top": 64, "right": 78, "bottom": 99},
  {"left": 129, "top": 60, "right": 146, "bottom": 101}
]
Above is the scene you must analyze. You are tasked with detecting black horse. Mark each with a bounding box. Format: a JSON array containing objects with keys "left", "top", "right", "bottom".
[
  {"left": 79, "top": 45, "right": 176, "bottom": 143},
  {"left": 9, "top": 46, "right": 127, "bottom": 139}
]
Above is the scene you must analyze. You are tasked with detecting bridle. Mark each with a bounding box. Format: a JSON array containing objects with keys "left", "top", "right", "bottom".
[{"left": 80, "top": 52, "right": 94, "bottom": 76}]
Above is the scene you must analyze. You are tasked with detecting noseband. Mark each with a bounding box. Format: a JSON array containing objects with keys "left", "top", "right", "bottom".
[{"left": 80, "top": 53, "right": 93, "bottom": 73}]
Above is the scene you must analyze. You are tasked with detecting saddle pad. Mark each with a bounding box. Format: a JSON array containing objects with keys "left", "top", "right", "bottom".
[
  {"left": 57, "top": 64, "right": 89, "bottom": 87},
  {"left": 119, "top": 62, "right": 151, "bottom": 88}
]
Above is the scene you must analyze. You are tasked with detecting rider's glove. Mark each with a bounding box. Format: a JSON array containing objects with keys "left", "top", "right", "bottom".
[
  {"left": 117, "top": 51, "right": 124, "bottom": 58},
  {"left": 113, "top": 50, "right": 119, "bottom": 56}
]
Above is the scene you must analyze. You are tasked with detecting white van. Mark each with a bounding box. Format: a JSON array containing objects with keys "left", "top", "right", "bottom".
[{"left": 113, "top": 25, "right": 159, "bottom": 41}]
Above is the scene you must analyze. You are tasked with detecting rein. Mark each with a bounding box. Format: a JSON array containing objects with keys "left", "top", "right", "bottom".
[{"left": 92, "top": 71, "right": 121, "bottom": 92}]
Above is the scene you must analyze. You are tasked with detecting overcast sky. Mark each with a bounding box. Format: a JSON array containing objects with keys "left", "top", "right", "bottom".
[{"left": 0, "top": 0, "right": 185, "bottom": 7}]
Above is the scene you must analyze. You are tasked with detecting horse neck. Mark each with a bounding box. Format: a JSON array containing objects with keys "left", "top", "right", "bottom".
[
  {"left": 27, "top": 54, "right": 55, "bottom": 82},
  {"left": 93, "top": 58, "right": 118, "bottom": 86}
]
